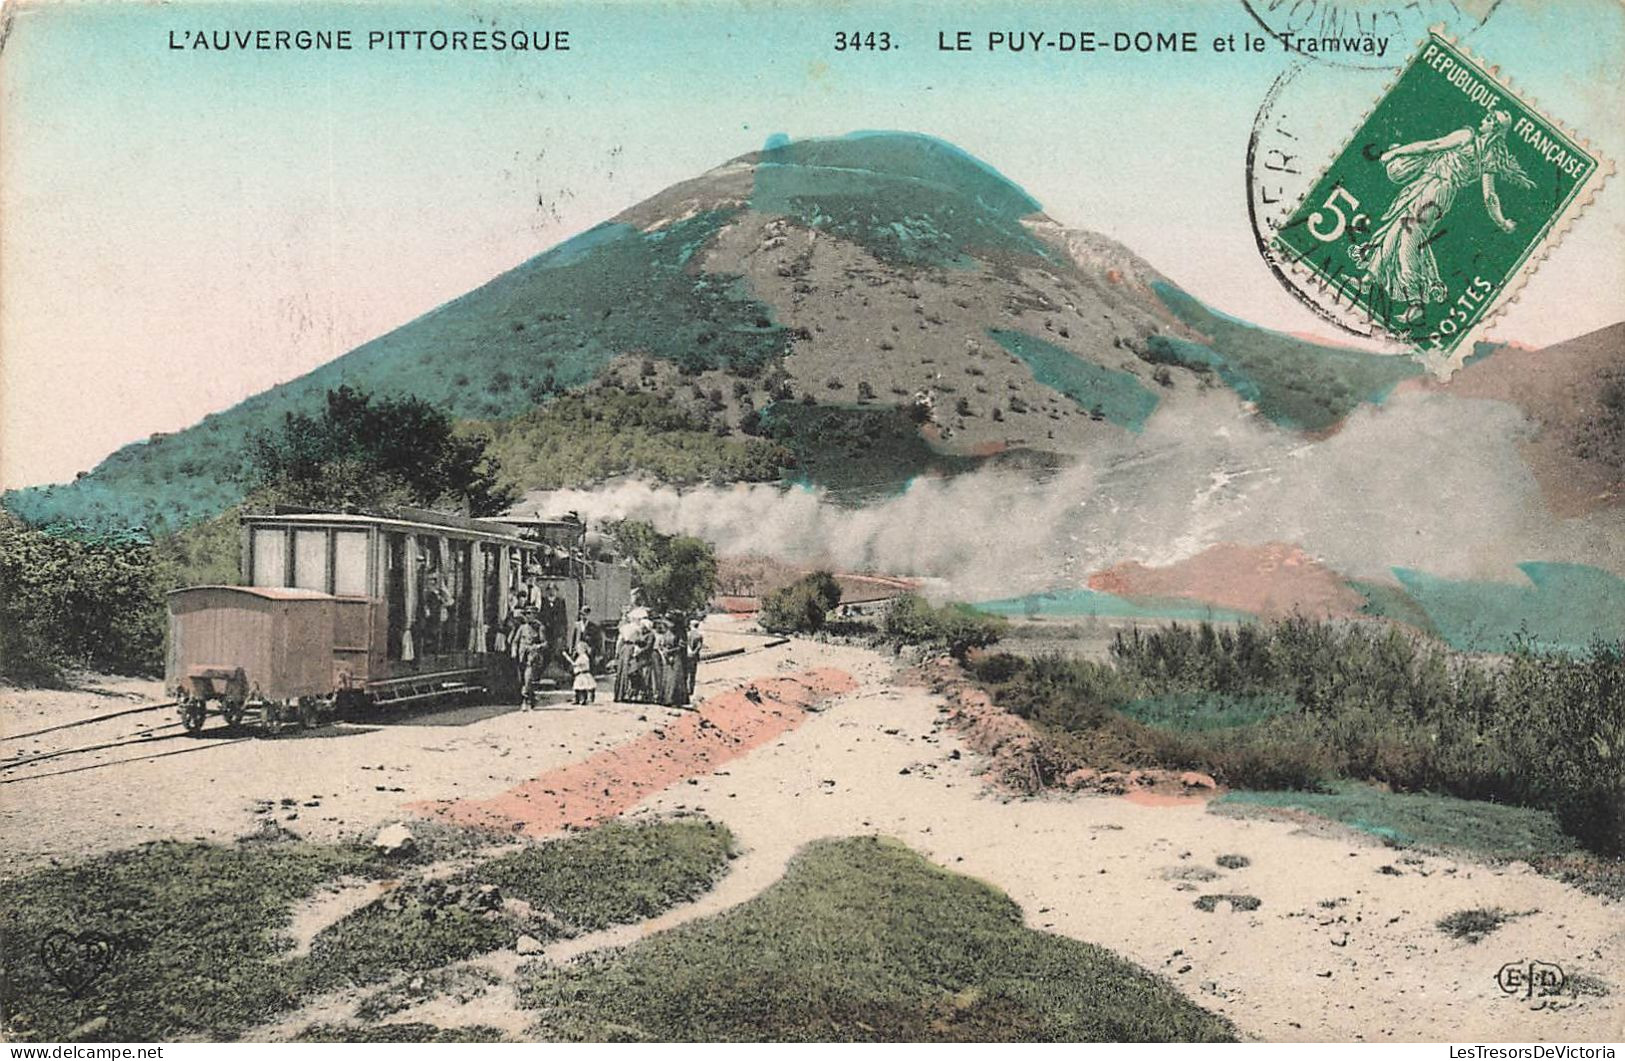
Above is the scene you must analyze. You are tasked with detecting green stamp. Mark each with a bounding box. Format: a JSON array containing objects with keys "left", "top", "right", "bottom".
[{"left": 1273, "top": 28, "right": 1612, "bottom": 369}]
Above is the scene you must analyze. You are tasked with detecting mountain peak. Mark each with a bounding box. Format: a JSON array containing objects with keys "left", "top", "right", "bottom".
[{"left": 740, "top": 130, "right": 1043, "bottom": 216}]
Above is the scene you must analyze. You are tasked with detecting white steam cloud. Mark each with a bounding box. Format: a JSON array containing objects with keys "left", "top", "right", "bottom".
[{"left": 519, "top": 390, "right": 1624, "bottom": 601}]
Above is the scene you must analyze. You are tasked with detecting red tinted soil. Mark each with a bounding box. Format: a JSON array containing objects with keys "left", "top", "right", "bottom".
[
  {"left": 1087, "top": 541, "right": 1367, "bottom": 619},
  {"left": 410, "top": 668, "right": 857, "bottom": 836}
]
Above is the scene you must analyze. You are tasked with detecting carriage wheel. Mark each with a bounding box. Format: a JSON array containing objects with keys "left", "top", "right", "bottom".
[
  {"left": 180, "top": 699, "right": 208, "bottom": 734},
  {"left": 221, "top": 698, "right": 247, "bottom": 730}
]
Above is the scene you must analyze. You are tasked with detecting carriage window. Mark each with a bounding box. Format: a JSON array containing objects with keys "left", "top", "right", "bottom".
[
  {"left": 333, "top": 532, "right": 369, "bottom": 596},
  {"left": 251, "top": 529, "right": 287, "bottom": 587},
  {"left": 292, "top": 530, "right": 329, "bottom": 591}
]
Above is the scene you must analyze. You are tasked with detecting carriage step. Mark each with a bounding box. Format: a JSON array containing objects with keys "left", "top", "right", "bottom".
[{"left": 371, "top": 682, "right": 484, "bottom": 707}]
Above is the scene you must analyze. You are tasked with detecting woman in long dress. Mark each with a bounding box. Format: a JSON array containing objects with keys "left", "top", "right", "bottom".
[{"left": 1349, "top": 109, "right": 1533, "bottom": 323}]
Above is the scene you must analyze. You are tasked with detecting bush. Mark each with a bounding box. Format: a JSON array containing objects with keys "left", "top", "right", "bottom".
[
  {"left": 758, "top": 572, "right": 843, "bottom": 635},
  {"left": 0, "top": 516, "right": 166, "bottom": 685},
  {"left": 882, "top": 595, "right": 1005, "bottom": 658},
  {"left": 971, "top": 619, "right": 1625, "bottom": 855}
]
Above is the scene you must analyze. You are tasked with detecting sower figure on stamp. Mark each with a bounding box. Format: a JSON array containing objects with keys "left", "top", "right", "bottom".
[{"left": 1350, "top": 109, "right": 1533, "bottom": 323}]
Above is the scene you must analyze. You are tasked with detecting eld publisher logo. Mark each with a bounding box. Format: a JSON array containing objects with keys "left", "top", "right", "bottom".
[{"left": 1497, "top": 960, "right": 1566, "bottom": 1007}]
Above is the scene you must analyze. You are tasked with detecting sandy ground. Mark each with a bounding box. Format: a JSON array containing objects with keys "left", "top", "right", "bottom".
[{"left": 3, "top": 619, "right": 1622, "bottom": 1043}]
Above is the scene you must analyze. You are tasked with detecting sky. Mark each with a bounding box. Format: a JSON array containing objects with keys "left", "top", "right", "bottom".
[{"left": 2, "top": 0, "right": 1622, "bottom": 490}]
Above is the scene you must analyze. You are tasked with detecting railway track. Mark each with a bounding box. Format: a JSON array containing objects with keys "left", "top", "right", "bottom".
[
  {"left": 2, "top": 699, "right": 178, "bottom": 743},
  {"left": 0, "top": 633, "right": 801, "bottom": 784}
]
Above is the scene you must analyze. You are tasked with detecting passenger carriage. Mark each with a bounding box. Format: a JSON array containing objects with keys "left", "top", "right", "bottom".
[{"left": 166, "top": 507, "right": 632, "bottom": 732}]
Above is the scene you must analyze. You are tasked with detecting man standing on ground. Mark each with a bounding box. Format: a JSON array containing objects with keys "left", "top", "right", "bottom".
[{"left": 684, "top": 617, "right": 705, "bottom": 704}]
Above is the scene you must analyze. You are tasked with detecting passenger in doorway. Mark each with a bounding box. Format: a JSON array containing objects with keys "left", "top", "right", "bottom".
[{"left": 541, "top": 584, "right": 569, "bottom": 665}]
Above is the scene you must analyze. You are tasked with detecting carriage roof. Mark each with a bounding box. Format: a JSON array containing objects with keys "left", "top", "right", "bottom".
[{"left": 241, "top": 509, "right": 543, "bottom": 546}]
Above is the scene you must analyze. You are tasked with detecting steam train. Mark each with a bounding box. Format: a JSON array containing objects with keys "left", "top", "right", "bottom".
[{"left": 165, "top": 507, "right": 633, "bottom": 733}]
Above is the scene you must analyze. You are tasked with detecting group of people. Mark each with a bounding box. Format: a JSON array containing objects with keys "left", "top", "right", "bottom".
[
  {"left": 504, "top": 590, "right": 707, "bottom": 710},
  {"left": 506, "top": 582, "right": 598, "bottom": 709},
  {"left": 612, "top": 607, "right": 704, "bottom": 707}
]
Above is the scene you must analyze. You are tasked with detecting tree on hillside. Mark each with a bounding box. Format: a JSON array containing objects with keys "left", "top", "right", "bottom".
[
  {"left": 605, "top": 519, "right": 717, "bottom": 615},
  {"left": 247, "top": 386, "right": 516, "bottom": 516}
]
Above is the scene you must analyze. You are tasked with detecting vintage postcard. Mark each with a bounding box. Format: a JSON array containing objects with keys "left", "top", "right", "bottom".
[{"left": 1, "top": 0, "right": 1622, "bottom": 1050}]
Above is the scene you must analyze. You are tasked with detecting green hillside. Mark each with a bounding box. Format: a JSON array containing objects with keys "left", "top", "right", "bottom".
[
  {"left": 1149, "top": 282, "right": 1421, "bottom": 431},
  {"left": 5, "top": 210, "right": 792, "bottom": 532},
  {"left": 5, "top": 130, "right": 1427, "bottom": 535}
]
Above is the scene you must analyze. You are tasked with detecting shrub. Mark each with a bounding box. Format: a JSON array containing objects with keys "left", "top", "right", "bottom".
[
  {"left": 758, "top": 572, "right": 843, "bottom": 634},
  {"left": 882, "top": 595, "right": 1005, "bottom": 658},
  {"left": 974, "top": 619, "right": 1625, "bottom": 855},
  {"left": 1436, "top": 907, "right": 1514, "bottom": 943},
  {"left": 0, "top": 517, "right": 166, "bottom": 684}
]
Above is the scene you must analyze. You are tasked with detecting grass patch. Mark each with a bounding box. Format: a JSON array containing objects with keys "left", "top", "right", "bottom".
[
  {"left": 989, "top": 329, "right": 1159, "bottom": 431},
  {"left": 1436, "top": 907, "right": 1519, "bottom": 944},
  {"left": 518, "top": 835, "right": 1234, "bottom": 1042},
  {"left": 1214, "top": 854, "right": 1250, "bottom": 870},
  {"left": 303, "top": 880, "right": 515, "bottom": 990},
  {"left": 0, "top": 840, "right": 377, "bottom": 1042},
  {"left": 1193, "top": 894, "right": 1261, "bottom": 913},
  {"left": 1214, "top": 784, "right": 1578, "bottom": 860},
  {"left": 1, "top": 817, "right": 737, "bottom": 1043},
  {"left": 355, "top": 966, "right": 502, "bottom": 1022},
  {"left": 881, "top": 594, "right": 1007, "bottom": 659},
  {"left": 473, "top": 817, "right": 735, "bottom": 936}
]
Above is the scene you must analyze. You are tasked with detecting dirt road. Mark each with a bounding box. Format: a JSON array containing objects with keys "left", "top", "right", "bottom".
[{"left": 3, "top": 620, "right": 1621, "bottom": 1042}]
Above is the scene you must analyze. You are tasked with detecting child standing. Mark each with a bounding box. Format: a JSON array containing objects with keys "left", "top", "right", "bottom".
[{"left": 571, "top": 645, "right": 596, "bottom": 705}]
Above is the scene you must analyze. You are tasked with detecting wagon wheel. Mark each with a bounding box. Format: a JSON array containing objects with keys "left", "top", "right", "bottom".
[
  {"left": 180, "top": 699, "right": 208, "bottom": 734},
  {"left": 221, "top": 698, "right": 247, "bottom": 730},
  {"left": 298, "top": 697, "right": 320, "bottom": 730}
]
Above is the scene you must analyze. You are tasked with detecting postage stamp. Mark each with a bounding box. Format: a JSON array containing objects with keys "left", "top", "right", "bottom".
[{"left": 1270, "top": 28, "right": 1613, "bottom": 371}]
